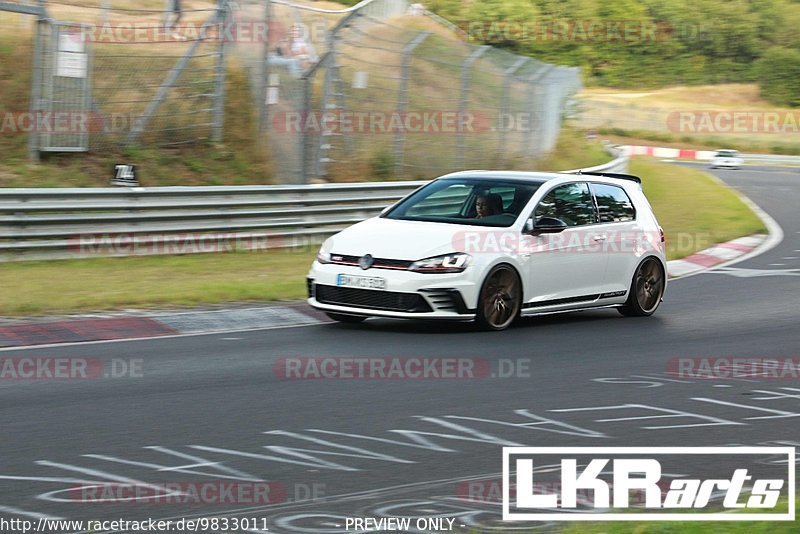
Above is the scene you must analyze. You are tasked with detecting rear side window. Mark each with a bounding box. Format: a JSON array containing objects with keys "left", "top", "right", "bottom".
[
  {"left": 534, "top": 182, "right": 595, "bottom": 226},
  {"left": 489, "top": 186, "right": 517, "bottom": 212},
  {"left": 591, "top": 183, "right": 636, "bottom": 223}
]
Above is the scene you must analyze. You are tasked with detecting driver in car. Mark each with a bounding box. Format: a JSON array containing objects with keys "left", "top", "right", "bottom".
[{"left": 475, "top": 193, "right": 503, "bottom": 218}]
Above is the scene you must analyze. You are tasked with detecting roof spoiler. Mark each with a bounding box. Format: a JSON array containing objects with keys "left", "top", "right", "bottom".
[{"left": 567, "top": 171, "right": 642, "bottom": 184}]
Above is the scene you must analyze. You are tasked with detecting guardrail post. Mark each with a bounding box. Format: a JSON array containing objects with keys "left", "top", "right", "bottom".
[
  {"left": 394, "top": 31, "right": 429, "bottom": 177},
  {"left": 456, "top": 46, "right": 488, "bottom": 169}
]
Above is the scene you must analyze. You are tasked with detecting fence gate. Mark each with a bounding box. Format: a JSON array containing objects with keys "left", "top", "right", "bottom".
[{"left": 36, "top": 21, "right": 93, "bottom": 153}]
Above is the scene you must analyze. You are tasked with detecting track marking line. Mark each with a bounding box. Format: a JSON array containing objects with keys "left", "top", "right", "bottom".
[
  {"left": 0, "top": 320, "right": 333, "bottom": 353},
  {"left": 0, "top": 505, "right": 64, "bottom": 520}
]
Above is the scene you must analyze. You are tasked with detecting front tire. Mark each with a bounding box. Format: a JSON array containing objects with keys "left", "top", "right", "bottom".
[
  {"left": 325, "top": 312, "right": 366, "bottom": 323},
  {"left": 618, "top": 257, "right": 665, "bottom": 317},
  {"left": 475, "top": 264, "right": 521, "bottom": 331}
]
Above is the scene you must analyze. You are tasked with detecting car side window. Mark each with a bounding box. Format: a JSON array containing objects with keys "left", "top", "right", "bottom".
[
  {"left": 405, "top": 184, "right": 472, "bottom": 217},
  {"left": 591, "top": 183, "right": 636, "bottom": 222},
  {"left": 533, "top": 182, "right": 595, "bottom": 226}
]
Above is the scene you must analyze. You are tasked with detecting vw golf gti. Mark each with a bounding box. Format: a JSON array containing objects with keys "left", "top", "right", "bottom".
[{"left": 307, "top": 170, "right": 667, "bottom": 330}]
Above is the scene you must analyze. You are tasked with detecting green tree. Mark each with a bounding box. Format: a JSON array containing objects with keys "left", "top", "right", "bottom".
[{"left": 756, "top": 47, "right": 800, "bottom": 106}]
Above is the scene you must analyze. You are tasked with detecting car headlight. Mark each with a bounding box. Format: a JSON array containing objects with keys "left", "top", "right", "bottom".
[
  {"left": 316, "top": 238, "right": 333, "bottom": 264},
  {"left": 409, "top": 253, "right": 471, "bottom": 273}
]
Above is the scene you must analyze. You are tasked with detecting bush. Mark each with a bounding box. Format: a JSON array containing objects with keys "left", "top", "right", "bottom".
[
  {"left": 370, "top": 150, "right": 394, "bottom": 178},
  {"left": 756, "top": 47, "right": 800, "bottom": 107}
]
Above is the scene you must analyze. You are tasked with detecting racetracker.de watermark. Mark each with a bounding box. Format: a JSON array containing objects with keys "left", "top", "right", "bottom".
[
  {"left": 68, "top": 481, "right": 283, "bottom": 505},
  {"left": 67, "top": 21, "right": 271, "bottom": 43},
  {"left": 0, "top": 358, "right": 142, "bottom": 380},
  {"left": 668, "top": 357, "right": 800, "bottom": 380},
  {"left": 460, "top": 19, "right": 691, "bottom": 43},
  {"left": 273, "top": 357, "right": 531, "bottom": 380},
  {"left": 667, "top": 111, "right": 800, "bottom": 134},
  {"left": 60, "top": 19, "right": 330, "bottom": 43},
  {"left": 451, "top": 229, "right": 681, "bottom": 255},
  {"left": 271, "top": 110, "right": 533, "bottom": 134},
  {"left": 70, "top": 233, "right": 281, "bottom": 255},
  {"left": 1, "top": 111, "right": 142, "bottom": 135}
]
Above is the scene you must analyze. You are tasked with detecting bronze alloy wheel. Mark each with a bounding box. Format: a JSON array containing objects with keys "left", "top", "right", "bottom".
[
  {"left": 619, "top": 257, "right": 665, "bottom": 317},
  {"left": 476, "top": 265, "right": 521, "bottom": 331}
]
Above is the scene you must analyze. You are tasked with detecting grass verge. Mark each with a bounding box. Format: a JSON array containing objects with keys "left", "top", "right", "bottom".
[
  {"left": 0, "top": 250, "right": 315, "bottom": 316},
  {"left": 634, "top": 159, "right": 767, "bottom": 260},
  {"left": 0, "top": 160, "right": 767, "bottom": 315},
  {"left": 561, "top": 498, "right": 796, "bottom": 533}
]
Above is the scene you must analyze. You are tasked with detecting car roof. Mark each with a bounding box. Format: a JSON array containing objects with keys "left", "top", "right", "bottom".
[
  {"left": 436, "top": 170, "right": 641, "bottom": 187},
  {"left": 438, "top": 170, "right": 557, "bottom": 183}
]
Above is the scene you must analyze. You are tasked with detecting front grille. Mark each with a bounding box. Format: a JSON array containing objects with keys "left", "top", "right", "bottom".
[
  {"left": 329, "top": 254, "right": 413, "bottom": 270},
  {"left": 315, "top": 284, "right": 432, "bottom": 313}
]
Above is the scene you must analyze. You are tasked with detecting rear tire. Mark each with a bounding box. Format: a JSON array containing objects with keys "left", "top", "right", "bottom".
[
  {"left": 475, "top": 264, "right": 521, "bottom": 331},
  {"left": 325, "top": 312, "right": 367, "bottom": 323},
  {"left": 618, "top": 257, "right": 665, "bottom": 317}
]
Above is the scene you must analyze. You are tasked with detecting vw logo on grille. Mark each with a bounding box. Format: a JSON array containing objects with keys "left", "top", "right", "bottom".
[{"left": 359, "top": 254, "right": 374, "bottom": 270}]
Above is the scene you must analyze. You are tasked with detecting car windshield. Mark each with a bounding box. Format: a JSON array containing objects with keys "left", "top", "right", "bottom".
[
  {"left": 716, "top": 150, "right": 739, "bottom": 157},
  {"left": 382, "top": 178, "right": 542, "bottom": 227}
]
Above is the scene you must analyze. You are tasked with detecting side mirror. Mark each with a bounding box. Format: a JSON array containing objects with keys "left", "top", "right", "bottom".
[
  {"left": 523, "top": 218, "right": 535, "bottom": 233},
  {"left": 529, "top": 217, "right": 568, "bottom": 235}
]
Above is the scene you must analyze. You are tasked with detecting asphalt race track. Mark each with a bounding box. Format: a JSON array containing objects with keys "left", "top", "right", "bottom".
[{"left": 1, "top": 164, "right": 798, "bottom": 533}]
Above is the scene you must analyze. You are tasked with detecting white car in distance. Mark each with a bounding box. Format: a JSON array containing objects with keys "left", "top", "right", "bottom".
[
  {"left": 710, "top": 149, "right": 743, "bottom": 169},
  {"left": 307, "top": 171, "right": 667, "bottom": 331}
]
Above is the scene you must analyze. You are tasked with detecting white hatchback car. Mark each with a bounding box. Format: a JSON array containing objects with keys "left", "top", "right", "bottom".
[
  {"left": 307, "top": 171, "right": 667, "bottom": 330},
  {"left": 710, "top": 149, "right": 743, "bottom": 169}
]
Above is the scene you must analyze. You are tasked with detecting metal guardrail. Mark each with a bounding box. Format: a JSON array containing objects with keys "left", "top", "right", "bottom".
[
  {"left": 0, "top": 181, "right": 428, "bottom": 261},
  {"left": 739, "top": 154, "right": 800, "bottom": 165},
  {"left": 0, "top": 154, "right": 628, "bottom": 261}
]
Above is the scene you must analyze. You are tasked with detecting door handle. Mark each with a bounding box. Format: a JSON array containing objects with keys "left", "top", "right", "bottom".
[{"left": 592, "top": 235, "right": 607, "bottom": 242}]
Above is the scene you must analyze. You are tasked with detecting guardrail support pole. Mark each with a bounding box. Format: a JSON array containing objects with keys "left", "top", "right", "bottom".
[
  {"left": 301, "top": 50, "right": 331, "bottom": 183},
  {"left": 27, "top": 0, "right": 48, "bottom": 163},
  {"left": 526, "top": 65, "right": 553, "bottom": 158},
  {"left": 498, "top": 57, "right": 529, "bottom": 165},
  {"left": 257, "top": 0, "right": 271, "bottom": 135},
  {"left": 212, "top": 0, "right": 228, "bottom": 143},
  {"left": 394, "top": 31, "right": 430, "bottom": 177},
  {"left": 456, "top": 46, "right": 488, "bottom": 169}
]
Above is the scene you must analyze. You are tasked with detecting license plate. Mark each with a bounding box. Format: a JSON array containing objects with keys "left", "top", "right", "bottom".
[{"left": 336, "top": 274, "right": 387, "bottom": 290}]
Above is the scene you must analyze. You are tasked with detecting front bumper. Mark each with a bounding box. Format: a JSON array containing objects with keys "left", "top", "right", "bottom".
[
  {"left": 307, "top": 261, "right": 478, "bottom": 320},
  {"left": 712, "top": 160, "right": 742, "bottom": 168}
]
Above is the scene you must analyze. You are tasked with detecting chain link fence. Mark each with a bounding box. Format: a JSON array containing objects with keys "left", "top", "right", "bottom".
[
  {"left": 4, "top": 0, "right": 582, "bottom": 183},
  {"left": 240, "top": 1, "right": 582, "bottom": 182},
  {"left": 4, "top": 0, "right": 227, "bottom": 158}
]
